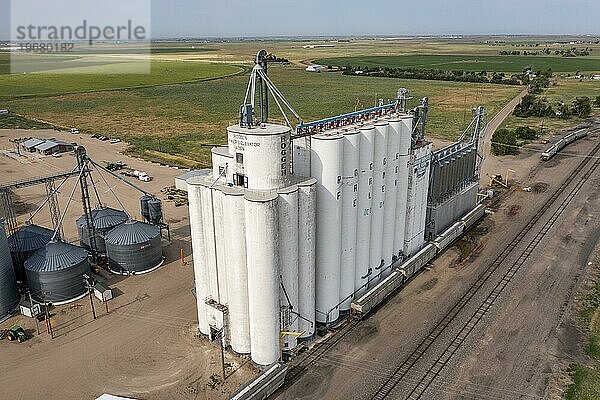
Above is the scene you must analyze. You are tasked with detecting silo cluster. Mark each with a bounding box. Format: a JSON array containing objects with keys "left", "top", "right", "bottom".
[
  {"left": 308, "top": 115, "right": 431, "bottom": 324},
  {"left": 188, "top": 123, "right": 317, "bottom": 367},
  {"left": 188, "top": 114, "right": 432, "bottom": 366}
]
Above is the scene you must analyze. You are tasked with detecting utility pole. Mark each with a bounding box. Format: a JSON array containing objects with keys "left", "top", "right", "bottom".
[
  {"left": 218, "top": 328, "right": 226, "bottom": 380},
  {"left": 41, "top": 291, "right": 53, "bottom": 339},
  {"left": 28, "top": 290, "right": 40, "bottom": 335},
  {"left": 83, "top": 274, "right": 96, "bottom": 320}
]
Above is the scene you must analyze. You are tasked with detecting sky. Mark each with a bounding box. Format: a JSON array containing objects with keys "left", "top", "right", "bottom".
[{"left": 1, "top": 0, "right": 599, "bottom": 40}]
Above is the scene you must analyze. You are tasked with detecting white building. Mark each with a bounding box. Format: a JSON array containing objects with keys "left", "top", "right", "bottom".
[{"left": 305, "top": 64, "right": 325, "bottom": 72}]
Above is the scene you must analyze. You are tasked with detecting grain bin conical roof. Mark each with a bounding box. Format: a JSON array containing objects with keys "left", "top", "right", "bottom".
[
  {"left": 76, "top": 207, "right": 128, "bottom": 231},
  {"left": 105, "top": 219, "right": 160, "bottom": 245},
  {"left": 24, "top": 240, "right": 88, "bottom": 272},
  {"left": 8, "top": 223, "right": 53, "bottom": 253}
]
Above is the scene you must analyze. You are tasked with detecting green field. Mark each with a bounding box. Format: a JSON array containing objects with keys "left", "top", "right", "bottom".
[
  {"left": 0, "top": 55, "right": 243, "bottom": 98},
  {"left": 315, "top": 55, "right": 600, "bottom": 73},
  {"left": 3, "top": 65, "right": 522, "bottom": 167}
]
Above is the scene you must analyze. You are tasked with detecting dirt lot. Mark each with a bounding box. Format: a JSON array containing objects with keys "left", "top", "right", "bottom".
[
  {"left": 276, "top": 124, "right": 600, "bottom": 399},
  {"left": 0, "top": 129, "right": 257, "bottom": 400}
]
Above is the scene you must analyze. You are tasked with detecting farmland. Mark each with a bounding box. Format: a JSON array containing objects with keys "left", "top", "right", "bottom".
[
  {"left": 315, "top": 54, "right": 600, "bottom": 73},
  {"left": 3, "top": 65, "right": 522, "bottom": 167},
  {"left": 1, "top": 38, "right": 598, "bottom": 167}
]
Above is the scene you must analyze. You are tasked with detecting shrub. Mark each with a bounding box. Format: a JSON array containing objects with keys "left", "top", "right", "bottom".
[{"left": 491, "top": 128, "right": 518, "bottom": 156}]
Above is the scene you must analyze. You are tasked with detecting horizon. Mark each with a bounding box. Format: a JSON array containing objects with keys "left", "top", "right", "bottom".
[{"left": 1, "top": 0, "right": 600, "bottom": 40}]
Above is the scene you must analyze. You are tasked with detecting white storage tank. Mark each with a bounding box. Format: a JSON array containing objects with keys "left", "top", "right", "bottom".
[
  {"left": 369, "top": 121, "right": 389, "bottom": 285},
  {"left": 340, "top": 130, "right": 360, "bottom": 311},
  {"left": 200, "top": 184, "right": 223, "bottom": 331},
  {"left": 227, "top": 123, "right": 291, "bottom": 190},
  {"left": 222, "top": 186, "right": 251, "bottom": 354},
  {"left": 355, "top": 125, "right": 375, "bottom": 297},
  {"left": 277, "top": 185, "right": 299, "bottom": 349},
  {"left": 186, "top": 177, "right": 210, "bottom": 336},
  {"left": 244, "top": 192, "right": 280, "bottom": 366},
  {"left": 404, "top": 143, "right": 432, "bottom": 256},
  {"left": 311, "top": 133, "right": 343, "bottom": 324},
  {"left": 381, "top": 118, "right": 401, "bottom": 276},
  {"left": 297, "top": 178, "right": 317, "bottom": 339},
  {"left": 212, "top": 189, "right": 229, "bottom": 307},
  {"left": 393, "top": 115, "right": 413, "bottom": 258}
]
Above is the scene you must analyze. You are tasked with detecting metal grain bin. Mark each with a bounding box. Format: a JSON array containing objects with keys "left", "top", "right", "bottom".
[
  {"left": 0, "top": 221, "right": 20, "bottom": 319},
  {"left": 8, "top": 223, "right": 53, "bottom": 281},
  {"left": 105, "top": 220, "right": 163, "bottom": 274},
  {"left": 148, "top": 198, "right": 163, "bottom": 225},
  {"left": 140, "top": 195, "right": 152, "bottom": 222},
  {"left": 24, "top": 241, "right": 91, "bottom": 304},
  {"left": 76, "top": 207, "right": 128, "bottom": 253}
]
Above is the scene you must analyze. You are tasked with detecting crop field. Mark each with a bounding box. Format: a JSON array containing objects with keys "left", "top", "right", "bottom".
[
  {"left": 3, "top": 65, "right": 522, "bottom": 167},
  {"left": 0, "top": 54, "right": 243, "bottom": 98},
  {"left": 314, "top": 54, "right": 600, "bottom": 73}
]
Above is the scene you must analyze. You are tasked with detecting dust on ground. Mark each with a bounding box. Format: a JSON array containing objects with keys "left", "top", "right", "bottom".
[{"left": 0, "top": 128, "right": 258, "bottom": 400}]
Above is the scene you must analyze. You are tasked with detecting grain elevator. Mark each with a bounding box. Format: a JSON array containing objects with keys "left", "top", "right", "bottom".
[{"left": 188, "top": 51, "right": 482, "bottom": 367}]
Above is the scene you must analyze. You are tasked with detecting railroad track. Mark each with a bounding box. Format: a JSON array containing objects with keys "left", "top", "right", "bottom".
[{"left": 371, "top": 140, "right": 600, "bottom": 400}]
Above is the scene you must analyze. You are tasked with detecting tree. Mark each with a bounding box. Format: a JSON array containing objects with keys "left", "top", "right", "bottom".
[
  {"left": 514, "top": 126, "right": 538, "bottom": 140},
  {"left": 594, "top": 96, "right": 600, "bottom": 108},
  {"left": 572, "top": 97, "right": 592, "bottom": 118},
  {"left": 491, "top": 129, "right": 518, "bottom": 156}
]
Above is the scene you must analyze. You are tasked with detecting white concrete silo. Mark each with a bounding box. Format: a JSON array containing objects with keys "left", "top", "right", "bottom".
[
  {"left": 278, "top": 185, "right": 299, "bottom": 350},
  {"left": 222, "top": 187, "right": 251, "bottom": 354},
  {"left": 340, "top": 130, "right": 360, "bottom": 311},
  {"left": 381, "top": 118, "right": 401, "bottom": 276},
  {"left": 199, "top": 185, "right": 223, "bottom": 331},
  {"left": 393, "top": 115, "right": 413, "bottom": 259},
  {"left": 212, "top": 189, "right": 229, "bottom": 307},
  {"left": 355, "top": 125, "right": 375, "bottom": 297},
  {"left": 187, "top": 178, "right": 210, "bottom": 336},
  {"left": 369, "top": 121, "right": 389, "bottom": 285},
  {"left": 404, "top": 143, "right": 433, "bottom": 256},
  {"left": 311, "top": 133, "right": 343, "bottom": 324},
  {"left": 227, "top": 123, "right": 291, "bottom": 191},
  {"left": 298, "top": 178, "right": 316, "bottom": 339},
  {"left": 244, "top": 192, "right": 280, "bottom": 366}
]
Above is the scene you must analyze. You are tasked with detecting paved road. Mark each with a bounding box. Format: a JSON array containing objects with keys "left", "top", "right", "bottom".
[{"left": 481, "top": 89, "right": 528, "bottom": 179}]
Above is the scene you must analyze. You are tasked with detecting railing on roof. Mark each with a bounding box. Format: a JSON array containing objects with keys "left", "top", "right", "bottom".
[{"left": 293, "top": 103, "right": 398, "bottom": 138}]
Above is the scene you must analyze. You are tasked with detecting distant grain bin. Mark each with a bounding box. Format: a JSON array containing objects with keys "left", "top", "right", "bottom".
[
  {"left": 105, "top": 220, "right": 163, "bottom": 274},
  {"left": 0, "top": 221, "right": 20, "bottom": 319},
  {"left": 140, "top": 195, "right": 152, "bottom": 222},
  {"left": 24, "top": 241, "right": 91, "bottom": 304},
  {"left": 8, "top": 223, "right": 53, "bottom": 281},
  {"left": 148, "top": 198, "right": 163, "bottom": 225},
  {"left": 76, "top": 207, "right": 128, "bottom": 253}
]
